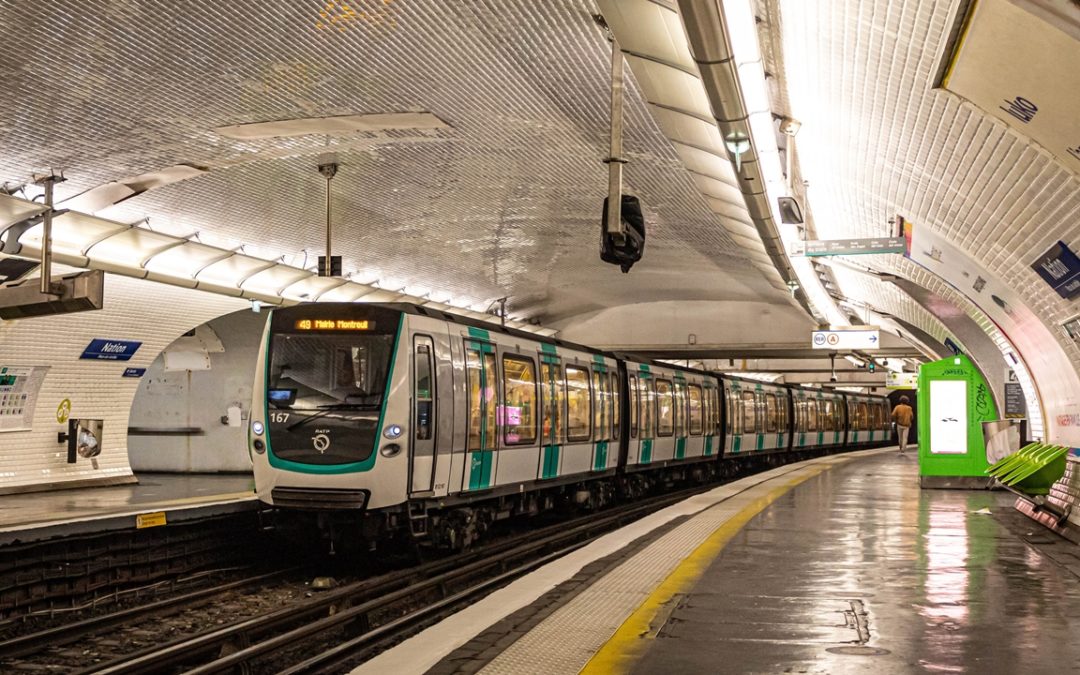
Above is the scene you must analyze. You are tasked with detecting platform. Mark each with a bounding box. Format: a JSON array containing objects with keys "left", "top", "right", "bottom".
[
  {"left": 0, "top": 472, "right": 257, "bottom": 545},
  {"left": 358, "top": 448, "right": 1080, "bottom": 674}
]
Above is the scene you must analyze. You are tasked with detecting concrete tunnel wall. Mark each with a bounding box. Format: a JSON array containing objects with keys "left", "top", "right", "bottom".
[
  {"left": 0, "top": 272, "right": 246, "bottom": 493},
  {"left": 128, "top": 309, "right": 266, "bottom": 473}
]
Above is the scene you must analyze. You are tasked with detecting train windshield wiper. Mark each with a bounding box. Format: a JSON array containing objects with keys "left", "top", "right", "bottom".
[{"left": 286, "top": 402, "right": 380, "bottom": 431}]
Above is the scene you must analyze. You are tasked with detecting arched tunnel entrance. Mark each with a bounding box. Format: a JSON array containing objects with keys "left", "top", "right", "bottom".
[{"left": 127, "top": 308, "right": 267, "bottom": 476}]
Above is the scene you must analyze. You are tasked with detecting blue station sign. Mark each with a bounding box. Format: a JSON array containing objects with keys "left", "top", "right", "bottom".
[
  {"left": 81, "top": 339, "right": 142, "bottom": 361},
  {"left": 1031, "top": 241, "right": 1080, "bottom": 300},
  {"left": 122, "top": 367, "right": 147, "bottom": 377}
]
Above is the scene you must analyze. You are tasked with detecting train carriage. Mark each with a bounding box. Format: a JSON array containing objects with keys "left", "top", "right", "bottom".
[
  {"left": 791, "top": 387, "right": 845, "bottom": 450},
  {"left": 622, "top": 361, "right": 722, "bottom": 470},
  {"left": 250, "top": 301, "right": 897, "bottom": 548},
  {"left": 721, "top": 376, "right": 791, "bottom": 455},
  {"left": 844, "top": 393, "right": 892, "bottom": 446}
]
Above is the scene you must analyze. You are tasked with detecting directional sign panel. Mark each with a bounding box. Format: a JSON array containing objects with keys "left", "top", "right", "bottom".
[
  {"left": 886, "top": 371, "right": 919, "bottom": 389},
  {"left": 791, "top": 237, "right": 906, "bottom": 257},
  {"left": 811, "top": 328, "right": 881, "bottom": 350}
]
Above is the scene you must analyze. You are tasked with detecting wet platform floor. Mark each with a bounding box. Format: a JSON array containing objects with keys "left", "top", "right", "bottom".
[{"left": 633, "top": 453, "right": 1080, "bottom": 674}]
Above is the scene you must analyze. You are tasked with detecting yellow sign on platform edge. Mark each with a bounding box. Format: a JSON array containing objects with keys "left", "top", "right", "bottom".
[{"left": 136, "top": 511, "right": 167, "bottom": 529}]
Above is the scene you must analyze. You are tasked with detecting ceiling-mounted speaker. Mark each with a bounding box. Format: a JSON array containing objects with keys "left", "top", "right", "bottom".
[{"left": 778, "top": 196, "right": 804, "bottom": 224}]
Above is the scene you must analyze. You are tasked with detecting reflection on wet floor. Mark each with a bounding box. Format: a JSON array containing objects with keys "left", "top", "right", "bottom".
[
  {"left": 632, "top": 453, "right": 1080, "bottom": 674},
  {"left": 0, "top": 472, "right": 254, "bottom": 529}
]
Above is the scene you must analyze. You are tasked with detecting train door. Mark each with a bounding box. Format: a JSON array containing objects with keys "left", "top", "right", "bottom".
[
  {"left": 673, "top": 378, "right": 688, "bottom": 459},
  {"left": 462, "top": 339, "right": 498, "bottom": 492},
  {"left": 687, "top": 382, "right": 704, "bottom": 458},
  {"left": 702, "top": 382, "right": 718, "bottom": 457},
  {"left": 410, "top": 335, "right": 437, "bottom": 493},
  {"left": 538, "top": 354, "right": 564, "bottom": 479},
  {"left": 638, "top": 371, "right": 656, "bottom": 464},
  {"left": 591, "top": 361, "right": 611, "bottom": 471}
]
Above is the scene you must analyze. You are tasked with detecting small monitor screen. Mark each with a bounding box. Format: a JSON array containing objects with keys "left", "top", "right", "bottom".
[{"left": 268, "top": 388, "right": 296, "bottom": 405}]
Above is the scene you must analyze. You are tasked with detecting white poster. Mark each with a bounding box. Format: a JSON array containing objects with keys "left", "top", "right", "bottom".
[{"left": 930, "top": 380, "right": 968, "bottom": 455}]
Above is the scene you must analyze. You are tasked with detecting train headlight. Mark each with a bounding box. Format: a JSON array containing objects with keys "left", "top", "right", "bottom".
[
  {"left": 253, "top": 439, "right": 266, "bottom": 454},
  {"left": 379, "top": 443, "right": 402, "bottom": 458},
  {"left": 252, "top": 420, "right": 264, "bottom": 436},
  {"left": 383, "top": 424, "right": 403, "bottom": 440}
]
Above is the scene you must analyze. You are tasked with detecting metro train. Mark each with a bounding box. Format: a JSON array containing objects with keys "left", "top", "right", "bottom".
[{"left": 249, "top": 303, "right": 893, "bottom": 548}]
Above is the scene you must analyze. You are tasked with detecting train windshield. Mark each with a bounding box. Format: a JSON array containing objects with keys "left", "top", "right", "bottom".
[
  {"left": 269, "top": 333, "right": 394, "bottom": 409},
  {"left": 265, "top": 325, "right": 396, "bottom": 466}
]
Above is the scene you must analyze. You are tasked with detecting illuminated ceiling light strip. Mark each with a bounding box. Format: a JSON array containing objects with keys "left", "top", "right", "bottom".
[
  {"left": 713, "top": 0, "right": 848, "bottom": 326},
  {"left": 0, "top": 194, "right": 549, "bottom": 336}
]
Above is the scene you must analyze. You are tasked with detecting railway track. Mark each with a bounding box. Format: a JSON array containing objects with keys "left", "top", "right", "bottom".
[
  {"left": 0, "top": 449, "right": 841, "bottom": 674},
  {"left": 7, "top": 481, "right": 710, "bottom": 674}
]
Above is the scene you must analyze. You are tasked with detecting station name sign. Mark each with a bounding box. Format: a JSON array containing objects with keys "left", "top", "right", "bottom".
[
  {"left": 1030, "top": 241, "right": 1080, "bottom": 300},
  {"left": 293, "top": 319, "right": 373, "bottom": 331},
  {"left": 791, "top": 237, "right": 905, "bottom": 257},
  {"left": 811, "top": 328, "right": 880, "bottom": 350},
  {"left": 80, "top": 339, "right": 142, "bottom": 361}
]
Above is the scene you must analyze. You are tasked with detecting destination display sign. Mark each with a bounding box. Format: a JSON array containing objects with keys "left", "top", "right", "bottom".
[
  {"left": 791, "top": 237, "right": 905, "bottom": 257},
  {"left": 293, "top": 319, "right": 373, "bottom": 331},
  {"left": 811, "top": 328, "right": 881, "bottom": 350},
  {"left": 1030, "top": 241, "right": 1080, "bottom": 300}
]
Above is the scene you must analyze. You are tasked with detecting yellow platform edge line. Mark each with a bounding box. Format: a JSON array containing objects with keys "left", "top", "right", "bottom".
[{"left": 581, "top": 461, "right": 843, "bottom": 675}]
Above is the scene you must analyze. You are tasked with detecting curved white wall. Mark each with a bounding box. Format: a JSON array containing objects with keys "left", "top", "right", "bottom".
[{"left": 0, "top": 272, "right": 245, "bottom": 493}]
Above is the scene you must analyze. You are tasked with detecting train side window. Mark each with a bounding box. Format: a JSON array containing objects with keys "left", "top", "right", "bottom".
[
  {"left": 629, "top": 374, "right": 639, "bottom": 438},
  {"left": 688, "top": 385, "right": 703, "bottom": 435},
  {"left": 641, "top": 377, "right": 656, "bottom": 438},
  {"left": 807, "top": 400, "right": 818, "bottom": 432},
  {"left": 414, "top": 338, "right": 435, "bottom": 441},
  {"left": 610, "top": 372, "right": 620, "bottom": 441},
  {"left": 674, "top": 381, "right": 687, "bottom": 436},
  {"left": 565, "top": 366, "right": 592, "bottom": 442},
  {"left": 540, "top": 362, "right": 564, "bottom": 445},
  {"left": 502, "top": 356, "right": 537, "bottom": 445},
  {"left": 740, "top": 390, "right": 756, "bottom": 433},
  {"left": 592, "top": 370, "right": 605, "bottom": 441},
  {"left": 765, "top": 394, "right": 778, "bottom": 433},
  {"left": 656, "top": 379, "right": 674, "bottom": 436},
  {"left": 859, "top": 402, "right": 869, "bottom": 430}
]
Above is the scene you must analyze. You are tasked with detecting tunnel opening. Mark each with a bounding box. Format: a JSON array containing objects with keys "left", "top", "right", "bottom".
[{"left": 126, "top": 308, "right": 267, "bottom": 491}]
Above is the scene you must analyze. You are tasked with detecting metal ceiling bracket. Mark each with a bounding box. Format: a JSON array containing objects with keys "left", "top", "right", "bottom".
[
  {"left": 604, "top": 37, "right": 627, "bottom": 241},
  {"left": 33, "top": 171, "right": 66, "bottom": 296}
]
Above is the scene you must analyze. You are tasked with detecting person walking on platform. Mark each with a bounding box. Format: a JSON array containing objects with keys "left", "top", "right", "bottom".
[{"left": 892, "top": 396, "right": 914, "bottom": 455}]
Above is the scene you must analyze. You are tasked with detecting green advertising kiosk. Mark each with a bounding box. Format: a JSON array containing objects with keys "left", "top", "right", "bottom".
[{"left": 918, "top": 354, "right": 999, "bottom": 488}]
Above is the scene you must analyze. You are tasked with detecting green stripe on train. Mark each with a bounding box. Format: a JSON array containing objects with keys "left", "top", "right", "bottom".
[{"left": 594, "top": 440, "right": 608, "bottom": 471}]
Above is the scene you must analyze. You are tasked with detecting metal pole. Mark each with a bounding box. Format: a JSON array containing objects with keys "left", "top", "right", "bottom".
[
  {"left": 605, "top": 38, "right": 625, "bottom": 239},
  {"left": 36, "top": 172, "right": 65, "bottom": 295},
  {"left": 318, "top": 162, "right": 338, "bottom": 276}
]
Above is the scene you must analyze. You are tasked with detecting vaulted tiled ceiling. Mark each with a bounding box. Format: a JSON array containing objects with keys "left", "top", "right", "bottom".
[
  {"left": 767, "top": 0, "right": 1079, "bottom": 425},
  {"left": 0, "top": 0, "right": 797, "bottom": 322}
]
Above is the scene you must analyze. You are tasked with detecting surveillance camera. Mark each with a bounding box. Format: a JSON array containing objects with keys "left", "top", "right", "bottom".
[
  {"left": 779, "top": 117, "right": 802, "bottom": 136},
  {"left": 830, "top": 375, "right": 838, "bottom": 383}
]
